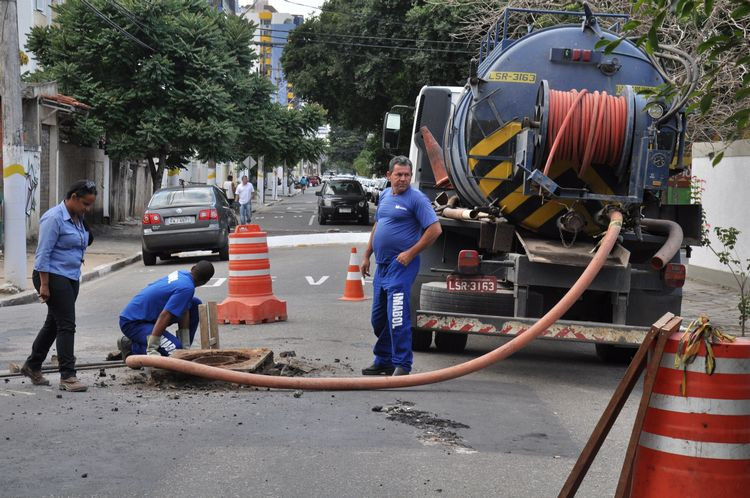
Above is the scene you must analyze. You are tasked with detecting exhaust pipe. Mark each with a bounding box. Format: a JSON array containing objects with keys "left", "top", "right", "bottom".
[{"left": 641, "top": 218, "right": 683, "bottom": 270}]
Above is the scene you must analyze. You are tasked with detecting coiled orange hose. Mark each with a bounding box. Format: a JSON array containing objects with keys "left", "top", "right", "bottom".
[
  {"left": 126, "top": 212, "right": 624, "bottom": 390},
  {"left": 544, "top": 89, "right": 627, "bottom": 179}
]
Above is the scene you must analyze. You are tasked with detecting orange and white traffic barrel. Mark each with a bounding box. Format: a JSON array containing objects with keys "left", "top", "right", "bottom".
[
  {"left": 217, "top": 225, "right": 287, "bottom": 324},
  {"left": 630, "top": 333, "right": 750, "bottom": 496},
  {"left": 339, "top": 247, "right": 368, "bottom": 301}
]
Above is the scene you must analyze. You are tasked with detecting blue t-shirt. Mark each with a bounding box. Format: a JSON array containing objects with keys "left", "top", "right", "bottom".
[
  {"left": 373, "top": 186, "right": 438, "bottom": 264},
  {"left": 120, "top": 270, "right": 196, "bottom": 322}
]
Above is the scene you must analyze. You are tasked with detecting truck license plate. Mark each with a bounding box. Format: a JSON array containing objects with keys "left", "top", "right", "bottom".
[
  {"left": 338, "top": 207, "right": 352, "bottom": 213},
  {"left": 446, "top": 275, "right": 497, "bottom": 293},
  {"left": 166, "top": 216, "right": 194, "bottom": 225}
]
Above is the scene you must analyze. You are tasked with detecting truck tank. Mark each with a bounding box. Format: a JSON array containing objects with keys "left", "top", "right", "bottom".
[{"left": 443, "top": 7, "right": 687, "bottom": 238}]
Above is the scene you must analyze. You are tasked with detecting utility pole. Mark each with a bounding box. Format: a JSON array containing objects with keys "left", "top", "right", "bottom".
[
  {"left": 1, "top": 0, "right": 27, "bottom": 290},
  {"left": 207, "top": 158, "right": 216, "bottom": 186}
]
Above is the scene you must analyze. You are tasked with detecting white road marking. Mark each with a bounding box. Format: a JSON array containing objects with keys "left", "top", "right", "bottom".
[
  {"left": 305, "top": 276, "right": 329, "bottom": 286},
  {"left": 207, "top": 278, "right": 227, "bottom": 287},
  {"left": 308, "top": 215, "right": 315, "bottom": 226},
  {"left": 3, "top": 389, "right": 34, "bottom": 396}
]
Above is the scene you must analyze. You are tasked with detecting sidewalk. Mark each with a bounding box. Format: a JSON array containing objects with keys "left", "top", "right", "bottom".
[
  {"left": 0, "top": 188, "right": 302, "bottom": 304},
  {"left": 0, "top": 221, "right": 142, "bottom": 307}
]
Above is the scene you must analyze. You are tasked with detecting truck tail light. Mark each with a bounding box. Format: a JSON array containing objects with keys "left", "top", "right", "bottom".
[
  {"left": 199, "top": 209, "right": 218, "bottom": 220},
  {"left": 457, "top": 250, "right": 480, "bottom": 275},
  {"left": 142, "top": 213, "right": 161, "bottom": 225},
  {"left": 663, "top": 263, "right": 686, "bottom": 288}
]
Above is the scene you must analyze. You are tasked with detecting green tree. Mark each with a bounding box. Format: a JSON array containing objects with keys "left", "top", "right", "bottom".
[
  {"left": 326, "top": 126, "right": 368, "bottom": 172},
  {"left": 281, "top": 0, "right": 475, "bottom": 131},
  {"left": 264, "top": 104, "right": 327, "bottom": 170},
  {"left": 26, "top": 0, "right": 260, "bottom": 191}
]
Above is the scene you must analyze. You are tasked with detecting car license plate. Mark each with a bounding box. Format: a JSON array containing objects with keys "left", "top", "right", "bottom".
[
  {"left": 338, "top": 207, "right": 352, "bottom": 213},
  {"left": 166, "top": 216, "right": 194, "bottom": 225},
  {"left": 446, "top": 275, "right": 497, "bottom": 293}
]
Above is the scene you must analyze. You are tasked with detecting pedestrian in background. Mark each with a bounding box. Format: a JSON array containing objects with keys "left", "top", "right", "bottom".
[
  {"left": 223, "top": 174, "right": 236, "bottom": 208},
  {"left": 299, "top": 175, "right": 309, "bottom": 194},
  {"left": 360, "top": 157, "right": 441, "bottom": 376},
  {"left": 235, "top": 174, "right": 255, "bottom": 225},
  {"left": 20, "top": 180, "right": 98, "bottom": 392}
]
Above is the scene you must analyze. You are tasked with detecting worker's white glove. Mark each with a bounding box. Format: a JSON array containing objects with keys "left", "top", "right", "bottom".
[
  {"left": 146, "top": 335, "right": 161, "bottom": 356},
  {"left": 177, "top": 328, "right": 191, "bottom": 350}
]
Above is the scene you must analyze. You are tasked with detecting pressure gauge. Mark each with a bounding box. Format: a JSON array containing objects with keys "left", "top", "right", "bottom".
[{"left": 647, "top": 103, "right": 665, "bottom": 119}]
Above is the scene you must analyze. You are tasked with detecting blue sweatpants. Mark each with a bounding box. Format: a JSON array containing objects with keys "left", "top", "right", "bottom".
[
  {"left": 371, "top": 258, "right": 420, "bottom": 372},
  {"left": 119, "top": 297, "right": 201, "bottom": 356}
]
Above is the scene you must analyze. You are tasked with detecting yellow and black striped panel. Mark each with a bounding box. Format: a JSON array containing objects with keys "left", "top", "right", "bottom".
[{"left": 466, "top": 124, "right": 623, "bottom": 238}]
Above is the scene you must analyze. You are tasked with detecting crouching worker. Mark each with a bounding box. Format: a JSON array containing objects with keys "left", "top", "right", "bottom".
[{"left": 117, "top": 260, "right": 214, "bottom": 358}]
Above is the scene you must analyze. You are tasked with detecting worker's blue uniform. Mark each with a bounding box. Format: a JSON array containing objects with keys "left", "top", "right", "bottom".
[
  {"left": 371, "top": 186, "right": 438, "bottom": 372},
  {"left": 119, "top": 270, "right": 201, "bottom": 356}
]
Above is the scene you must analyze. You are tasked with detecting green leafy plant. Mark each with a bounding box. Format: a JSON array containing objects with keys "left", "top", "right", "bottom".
[{"left": 705, "top": 226, "right": 750, "bottom": 335}]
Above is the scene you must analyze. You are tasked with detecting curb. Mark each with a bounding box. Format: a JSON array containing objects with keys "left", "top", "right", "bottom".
[{"left": 0, "top": 252, "right": 142, "bottom": 308}]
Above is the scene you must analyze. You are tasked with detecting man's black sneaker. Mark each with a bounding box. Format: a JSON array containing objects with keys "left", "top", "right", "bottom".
[
  {"left": 361, "top": 363, "right": 395, "bottom": 376},
  {"left": 392, "top": 367, "right": 410, "bottom": 376}
]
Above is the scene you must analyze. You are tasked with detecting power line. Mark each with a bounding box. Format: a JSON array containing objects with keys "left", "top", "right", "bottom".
[
  {"left": 80, "top": 0, "right": 155, "bottom": 52},
  {"left": 107, "top": 0, "right": 149, "bottom": 34},
  {"left": 250, "top": 41, "right": 472, "bottom": 65},
  {"left": 261, "top": 33, "right": 474, "bottom": 54},
  {"left": 259, "top": 26, "right": 474, "bottom": 47}
]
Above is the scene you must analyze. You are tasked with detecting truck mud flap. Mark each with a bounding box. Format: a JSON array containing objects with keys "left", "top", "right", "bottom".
[{"left": 416, "top": 310, "right": 649, "bottom": 346}]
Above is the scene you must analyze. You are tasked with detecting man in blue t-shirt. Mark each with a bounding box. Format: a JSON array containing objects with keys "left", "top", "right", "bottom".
[
  {"left": 117, "top": 260, "right": 215, "bottom": 357},
  {"left": 360, "top": 156, "right": 441, "bottom": 376}
]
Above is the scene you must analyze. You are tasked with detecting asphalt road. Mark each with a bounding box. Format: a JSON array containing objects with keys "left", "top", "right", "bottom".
[
  {"left": 254, "top": 185, "right": 375, "bottom": 236},
  {"left": 0, "top": 191, "right": 640, "bottom": 497}
]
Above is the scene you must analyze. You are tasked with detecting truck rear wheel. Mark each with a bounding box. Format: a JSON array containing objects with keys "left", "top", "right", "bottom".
[
  {"left": 435, "top": 332, "right": 468, "bottom": 353},
  {"left": 412, "top": 329, "right": 433, "bottom": 351},
  {"left": 419, "top": 282, "right": 515, "bottom": 315}
]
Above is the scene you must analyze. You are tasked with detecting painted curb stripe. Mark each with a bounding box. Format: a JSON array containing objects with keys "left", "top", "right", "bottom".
[
  {"left": 2, "top": 164, "right": 24, "bottom": 179},
  {"left": 639, "top": 431, "right": 750, "bottom": 460},
  {"left": 661, "top": 353, "right": 750, "bottom": 375},
  {"left": 229, "top": 253, "right": 268, "bottom": 261},
  {"left": 649, "top": 393, "right": 750, "bottom": 416},
  {"left": 229, "top": 269, "right": 270, "bottom": 277}
]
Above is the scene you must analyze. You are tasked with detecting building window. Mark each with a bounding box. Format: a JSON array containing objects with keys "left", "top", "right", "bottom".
[{"left": 35, "top": 0, "right": 47, "bottom": 12}]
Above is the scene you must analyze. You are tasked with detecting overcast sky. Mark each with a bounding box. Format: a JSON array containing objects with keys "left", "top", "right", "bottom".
[{"left": 239, "top": 0, "right": 326, "bottom": 18}]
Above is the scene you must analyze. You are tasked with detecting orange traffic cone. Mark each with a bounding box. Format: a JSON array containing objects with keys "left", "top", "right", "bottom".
[
  {"left": 339, "top": 247, "right": 368, "bottom": 301},
  {"left": 217, "top": 224, "right": 287, "bottom": 324}
]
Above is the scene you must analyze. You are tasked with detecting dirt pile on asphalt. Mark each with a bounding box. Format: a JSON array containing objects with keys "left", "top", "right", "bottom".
[{"left": 373, "top": 400, "right": 476, "bottom": 454}]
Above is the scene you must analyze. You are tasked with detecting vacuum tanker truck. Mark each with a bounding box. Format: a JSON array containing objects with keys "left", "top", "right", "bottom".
[{"left": 383, "top": 5, "right": 702, "bottom": 362}]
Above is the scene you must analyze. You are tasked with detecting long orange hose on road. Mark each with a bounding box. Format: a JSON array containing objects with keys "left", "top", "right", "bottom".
[{"left": 127, "top": 212, "right": 624, "bottom": 390}]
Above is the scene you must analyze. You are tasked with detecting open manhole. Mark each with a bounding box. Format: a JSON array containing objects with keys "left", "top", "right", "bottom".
[{"left": 170, "top": 348, "right": 273, "bottom": 373}]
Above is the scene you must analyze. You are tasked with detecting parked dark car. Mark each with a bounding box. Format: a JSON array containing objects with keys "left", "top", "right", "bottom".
[
  {"left": 141, "top": 185, "right": 238, "bottom": 266},
  {"left": 316, "top": 179, "right": 369, "bottom": 225}
]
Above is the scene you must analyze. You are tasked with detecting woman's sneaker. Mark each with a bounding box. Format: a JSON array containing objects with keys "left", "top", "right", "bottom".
[
  {"left": 59, "top": 377, "right": 88, "bottom": 392},
  {"left": 20, "top": 363, "right": 50, "bottom": 386}
]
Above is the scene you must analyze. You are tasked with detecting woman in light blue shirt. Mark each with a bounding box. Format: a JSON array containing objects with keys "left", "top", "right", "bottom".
[{"left": 20, "top": 180, "right": 97, "bottom": 392}]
